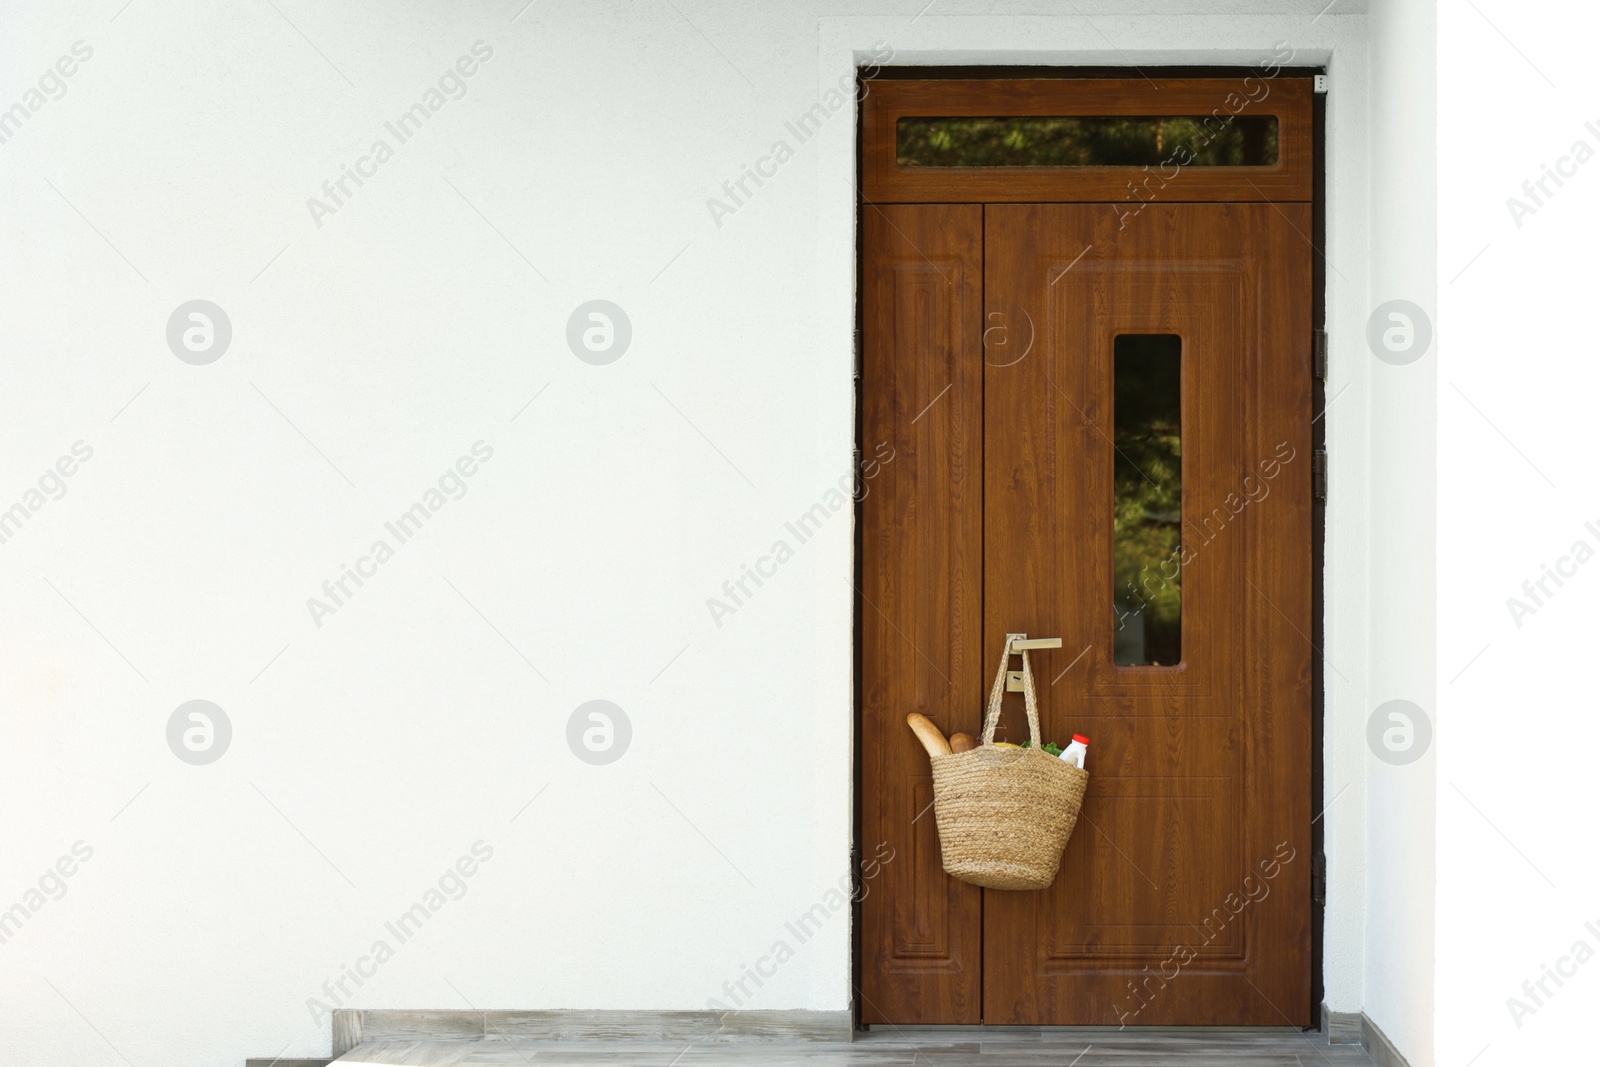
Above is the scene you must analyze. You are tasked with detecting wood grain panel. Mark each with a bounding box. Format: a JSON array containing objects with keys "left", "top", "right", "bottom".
[
  {"left": 858, "top": 203, "right": 984, "bottom": 1024},
  {"left": 862, "top": 78, "right": 1313, "bottom": 204},
  {"left": 980, "top": 203, "right": 1312, "bottom": 1026}
]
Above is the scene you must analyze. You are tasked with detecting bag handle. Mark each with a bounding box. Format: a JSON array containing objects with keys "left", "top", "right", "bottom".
[{"left": 979, "top": 634, "right": 1042, "bottom": 747}]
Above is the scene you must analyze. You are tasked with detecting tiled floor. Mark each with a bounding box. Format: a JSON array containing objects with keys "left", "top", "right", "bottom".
[{"left": 333, "top": 1027, "right": 1378, "bottom": 1066}]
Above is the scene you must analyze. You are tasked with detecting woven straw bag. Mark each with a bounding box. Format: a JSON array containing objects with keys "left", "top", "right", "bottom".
[{"left": 930, "top": 639, "right": 1090, "bottom": 890}]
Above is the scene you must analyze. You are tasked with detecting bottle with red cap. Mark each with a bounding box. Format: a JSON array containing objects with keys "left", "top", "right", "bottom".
[{"left": 1059, "top": 734, "right": 1090, "bottom": 770}]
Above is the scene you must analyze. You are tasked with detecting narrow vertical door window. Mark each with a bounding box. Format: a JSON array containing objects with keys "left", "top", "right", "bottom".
[{"left": 1112, "top": 334, "right": 1182, "bottom": 666}]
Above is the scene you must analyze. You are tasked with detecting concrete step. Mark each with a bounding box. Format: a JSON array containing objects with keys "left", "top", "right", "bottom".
[{"left": 320, "top": 1029, "right": 1380, "bottom": 1067}]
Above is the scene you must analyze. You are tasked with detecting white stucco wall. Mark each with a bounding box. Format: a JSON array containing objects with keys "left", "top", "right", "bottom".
[
  {"left": 0, "top": 3, "right": 1400, "bottom": 1065},
  {"left": 1437, "top": 2, "right": 1600, "bottom": 1065},
  {"left": 1364, "top": 0, "right": 1435, "bottom": 1063}
]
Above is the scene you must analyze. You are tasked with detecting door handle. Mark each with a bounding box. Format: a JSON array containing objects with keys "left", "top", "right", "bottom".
[{"left": 1005, "top": 633, "right": 1062, "bottom": 691}]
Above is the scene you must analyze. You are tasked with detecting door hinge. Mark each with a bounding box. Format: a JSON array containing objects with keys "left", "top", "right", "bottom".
[
  {"left": 1312, "top": 450, "right": 1328, "bottom": 502},
  {"left": 1313, "top": 329, "right": 1329, "bottom": 381},
  {"left": 853, "top": 329, "right": 862, "bottom": 380},
  {"left": 1314, "top": 73, "right": 1329, "bottom": 94},
  {"left": 1312, "top": 853, "right": 1327, "bottom": 905}
]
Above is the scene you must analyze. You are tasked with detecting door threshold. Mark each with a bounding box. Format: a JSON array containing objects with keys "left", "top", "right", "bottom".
[{"left": 863, "top": 1024, "right": 1308, "bottom": 1033}]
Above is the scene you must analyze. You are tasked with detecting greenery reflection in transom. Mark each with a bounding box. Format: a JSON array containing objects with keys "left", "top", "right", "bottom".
[{"left": 896, "top": 115, "right": 1277, "bottom": 168}]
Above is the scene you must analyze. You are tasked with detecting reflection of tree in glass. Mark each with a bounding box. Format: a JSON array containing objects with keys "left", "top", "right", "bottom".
[
  {"left": 897, "top": 116, "right": 1276, "bottom": 168},
  {"left": 1113, "top": 336, "right": 1182, "bottom": 666}
]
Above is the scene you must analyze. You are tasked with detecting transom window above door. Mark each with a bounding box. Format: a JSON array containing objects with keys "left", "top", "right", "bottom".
[
  {"left": 862, "top": 77, "right": 1312, "bottom": 203},
  {"left": 896, "top": 115, "right": 1280, "bottom": 168}
]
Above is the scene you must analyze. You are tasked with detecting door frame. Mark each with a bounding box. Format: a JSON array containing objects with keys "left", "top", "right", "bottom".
[{"left": 849, "top": 65, "right": 1329, "bottom": 1028}]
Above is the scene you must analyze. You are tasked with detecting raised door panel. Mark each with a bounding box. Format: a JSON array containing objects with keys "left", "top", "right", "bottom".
[{"left": 859, "top": 203, "right": 984, "bottom": 1025}]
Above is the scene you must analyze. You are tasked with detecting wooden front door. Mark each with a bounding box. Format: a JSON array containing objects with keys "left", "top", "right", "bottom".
[{"left": 858, "top": 77, "right": 1316, "bottom": 1027}]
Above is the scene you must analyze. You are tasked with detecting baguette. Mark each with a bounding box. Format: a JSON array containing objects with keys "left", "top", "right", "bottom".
[
  {"left": 948, "top": 732, "right": 977, "bottom": 753},
  {"left": 905, "top": 713, "right": 952, "bottom": 756}
]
